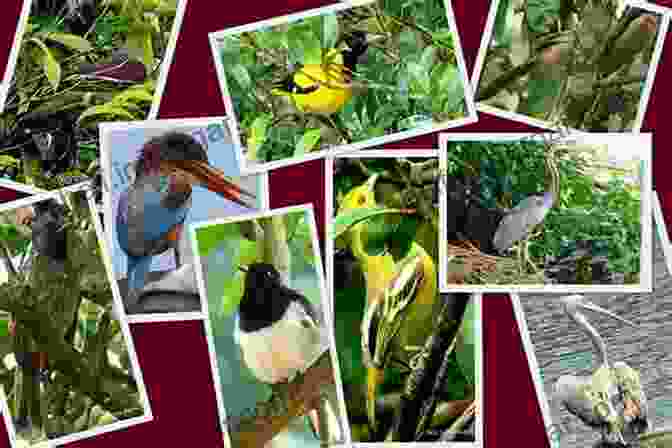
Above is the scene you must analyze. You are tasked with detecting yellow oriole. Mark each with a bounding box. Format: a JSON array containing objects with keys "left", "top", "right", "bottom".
[{"left": 271, "top": 31, "right": 368, "bottom": 116}]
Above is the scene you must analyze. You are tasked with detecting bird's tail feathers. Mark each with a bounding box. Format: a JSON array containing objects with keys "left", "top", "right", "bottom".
[{"left": 126, "top": 255, "right": 153, "bottom": 301}]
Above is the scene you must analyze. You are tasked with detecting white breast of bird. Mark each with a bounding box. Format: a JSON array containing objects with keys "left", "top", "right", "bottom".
[{"left": 237, "top": 301, "right": 329, "bottom": 385}]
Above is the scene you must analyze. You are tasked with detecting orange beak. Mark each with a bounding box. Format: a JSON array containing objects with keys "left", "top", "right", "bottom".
[{"left": 169, "top": 160, "right": 257, "bottom": 208}]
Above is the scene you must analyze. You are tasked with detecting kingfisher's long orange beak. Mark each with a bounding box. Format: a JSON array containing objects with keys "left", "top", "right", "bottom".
[{"left": 173, "top": 160, "right": 257, "bottom": 208}]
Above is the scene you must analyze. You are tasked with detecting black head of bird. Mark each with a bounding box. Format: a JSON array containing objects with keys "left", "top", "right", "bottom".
[
  {"left": 238, "top": 262, "right": 283, "bottom": 306},
  {"left": 341, "top": 31, "right": 369, "bottom": 72},
  {"left": 134, "top": 131, "right": 256, "bottom": 208},
  {"left": 16, "top": 111, "right": 78, "bottom": 176}
]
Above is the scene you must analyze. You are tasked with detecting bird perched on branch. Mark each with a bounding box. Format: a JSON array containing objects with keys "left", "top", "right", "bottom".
[
  {"left": 360, "top": 242, "right": 439, "bottom": 433},
  {"left": 234, "top": 262, "right": 343, "bottom": 444},
  {"left": 116, "top": 132, "right": 256, "bottom": 302},
  {"left": 271, "top": 31, "right": 368, "bottom": 116},
  {"left": 552, "top": 295, "right": 647, "bottom": 446}
]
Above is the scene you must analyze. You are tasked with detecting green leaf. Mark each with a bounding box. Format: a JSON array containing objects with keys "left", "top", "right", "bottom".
[
  {"left": 332, "top": 207, "right": 413, "bottom": 241},
  {"left": 526, "top": 77, "right": 561, "bottom": 117},
  {"left": 113, "top": 86, "right": 155, "bottom": 105},
  {"left": 322, "top": 13, "right": 339, "bottom": 51},
  {"left": 493, "top": 0, "right": 513, "bottom": 48},
  {"left": 296, "top": 128, "right": 321, "bottom": 155},
  {"left": 125, "top": 27, "right": 154, "bottom": 71},
  {"left": 77, "top": 104, "right": 137, "bottom": 125},
  {"left": 387, "top": 215, "right": 420, "bottom": 260},
  {"left": 40, "top": 32, "right": 93, "bottom": 52},
  {"left": 431, "top": 63, "right": 465, "bottom": 114},
  {"left": 247, "top": 114, "right": 272, "bottom": 161},
  {"left": 456, "top": 298, "right": 476, "bottom": 385},
  {"left": 28, "top": 37, "right": 61, "bottom": 90},
  {"left": 228, "top": 63, "right": 252, "bottom": 91},
  {"left": 526, "top": 0, "right": 561, "bottom": 34},
  {"left": 196, "top": 222, "right": 243, "bottom": 257}
]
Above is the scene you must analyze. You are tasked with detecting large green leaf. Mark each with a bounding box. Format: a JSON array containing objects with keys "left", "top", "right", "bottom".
[
  {"left": 40, "top": 32, "right": 93, "bottom": 52},
  {"left": 322, "top": 13, "right": 339, "bottom": 52},
  {"left": 493, "top": 0, "right": 513, "bottom": 48},
  {"left": 28, "top": 37, "right": 61, "bottom": 91},
  {"left": 456, "top": 298, "right": 476, "bottom": 385},
  {"left": 195, "top": 222, "right": 242, "bottom": 257},
  {"left": 526, "top": 0, "right": 561, "bottom": 34},
  {"left": 77, "top": 104, "right": 137, "bottom": 125},
  {"left": 331, "top": 207, "right": 412, "bottom": 241}
]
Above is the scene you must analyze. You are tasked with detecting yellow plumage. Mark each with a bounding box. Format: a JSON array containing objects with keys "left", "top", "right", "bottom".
[
  {"left": 272, "top": 45, "right": 361, "bottom": 116},
  {"left": 337, "top": 174, "right": 439, "bottom": 432}
]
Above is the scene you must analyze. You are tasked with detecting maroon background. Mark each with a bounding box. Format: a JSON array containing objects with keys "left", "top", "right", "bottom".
[{"left": 1, "top": 0, "right": 671, "bottom": 447}]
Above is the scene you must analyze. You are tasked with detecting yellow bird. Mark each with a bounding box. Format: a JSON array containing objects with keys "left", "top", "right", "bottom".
[
  {"left": 361, "top": 242, "right": 439, "bottom": 432},
  {"left": 271, "top": 31, "right": 368, "bottom": 116},
  {"left": 337, "top": 173, "right": 440, "bottom": 433}
]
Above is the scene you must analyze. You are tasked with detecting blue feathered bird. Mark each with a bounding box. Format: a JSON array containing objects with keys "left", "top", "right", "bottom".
[{"left": 116, "top": 132, "right": 255, "bottom": 301}]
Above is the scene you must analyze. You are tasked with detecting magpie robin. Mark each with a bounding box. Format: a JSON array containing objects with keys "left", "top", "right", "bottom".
[
  {"left": 234, "top": 262, "right": 344, "bottom": 444},
  {"left": 234, "top": 263, "right": 328, "bottom": 385}
]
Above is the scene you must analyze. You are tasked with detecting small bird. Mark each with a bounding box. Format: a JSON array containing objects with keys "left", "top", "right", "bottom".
[
  {"left": 360, "top": 242, "right": 439, "bottom": 432},
  {"left": 553, "top": 295, "right": 644, "bottom": 446},
  {"left": 235, "top": 262, "right": 327, "bottom": 385},
  {"left": 234, "top": 262, "right": 343, "bottom": 443},
  {"left": 117, "top": 132, "right": 256, "bottom": 301},
  {"left": 491, "top": 191, "right": 554, "bottom": 254},
  {"left": 271, "top": 31, "right": 368, "bottom": 116}
]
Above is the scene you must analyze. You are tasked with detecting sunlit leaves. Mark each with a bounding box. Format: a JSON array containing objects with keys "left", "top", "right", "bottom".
[
  {"left": 220, "top": 0, "right": 465, "bottom": 161},
  {"left": 27, "top": 37, "right": 62, "bottom": 90}
]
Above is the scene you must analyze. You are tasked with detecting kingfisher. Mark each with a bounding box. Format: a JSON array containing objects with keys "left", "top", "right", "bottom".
[{"left": 117, "top": 131, "right": 256, "bottom": 301}]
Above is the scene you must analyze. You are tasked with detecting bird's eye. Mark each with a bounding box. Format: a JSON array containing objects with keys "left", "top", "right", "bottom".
[{"left": 358, "top": 195, "right": 366, "bottom": 205}]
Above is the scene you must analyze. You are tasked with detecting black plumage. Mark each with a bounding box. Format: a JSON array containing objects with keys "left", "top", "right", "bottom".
[{"left": 238, "top": 263, "right": 320, "bottom": 332}]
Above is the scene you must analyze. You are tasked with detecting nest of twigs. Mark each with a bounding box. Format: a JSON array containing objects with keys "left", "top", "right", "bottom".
[{"left": 446, "top": 242, "right": 546, "bottom": 285}]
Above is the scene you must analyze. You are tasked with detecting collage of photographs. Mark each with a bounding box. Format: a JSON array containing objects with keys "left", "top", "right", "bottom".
[{"left": 0, "top": 0, "right": 669, "bottom": 448}]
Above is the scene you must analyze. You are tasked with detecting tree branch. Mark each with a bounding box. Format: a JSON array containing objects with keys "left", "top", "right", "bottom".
[
  {"left": 0, "top": 282, "right": 136, "bottom": 413},
  {"left": 385, "top": 295, "right": 470, "bottom": 441},
  {"left": 227, "top": 351, "right": 336, "bottom": 448}
]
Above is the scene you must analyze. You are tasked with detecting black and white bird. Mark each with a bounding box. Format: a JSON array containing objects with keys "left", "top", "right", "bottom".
[
  {"left": 235, "top": 263, "right": 327, "bottom": 385},
  {"left": 234, "top": 262, "right": 343, "bottom": 443}
]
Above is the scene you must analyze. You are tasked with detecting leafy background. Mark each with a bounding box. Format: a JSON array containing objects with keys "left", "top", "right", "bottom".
[
  {"left": 216, "top": 0, "right": 468, "bottom": 164},
  {"left": 0, "top": 0, "right": 179, "bottom": 189},
  {"left": 443, "top": 138, "right": 643, "bottom": 278},
  {"left": 195, "top": 210, "right": 328, "bottom": 448},
  {"left": 477, "top": 0, "right": 661, "bottom": 131},
  {"left": 332, "top": 157, "right": 475, "bottom": 441}
]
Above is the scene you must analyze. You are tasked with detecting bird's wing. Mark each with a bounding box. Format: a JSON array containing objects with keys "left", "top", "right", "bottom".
[
  {"left": 118, "top": 182, "right": 189, "bottom": 257},
  {"left": 285, "top": 287, "right": 323, "bottom": 328},
  {"left": 285, "top": 299, "right": 330, "bottom": 357},
  {"left": 492, "top": 195, "right": 551, "bottom": 252}
]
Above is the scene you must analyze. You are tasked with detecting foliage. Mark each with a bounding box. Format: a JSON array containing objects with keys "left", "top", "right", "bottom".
[
  {"left": 217, "top": 0, "right": 467, "bottom": 163},
  {"left": 194, "top": 210, "right": 324, "bottom": 446},
  {"left": 0, "top": 192, "right": 143, "bottom": 445},
  {"left": 0, "top": 0, "right": 178, "bottom": 190},
  {"left": 479, "top": 0, "right": 661, "bottom": 131},
  {"left": 332, "top": 158, "right": 473, "bottom": 441},
  {"left": 444, "top": 140, "right": 642, "bottom": 278}
]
